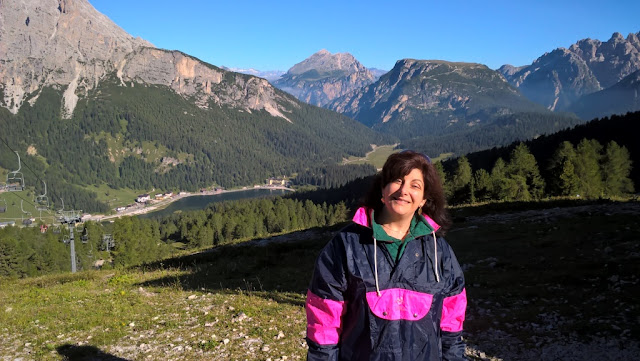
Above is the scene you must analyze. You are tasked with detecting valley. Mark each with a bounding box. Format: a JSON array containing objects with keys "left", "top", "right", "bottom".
[{"left": 1, "top": 1, "right": 639, "bottom": 360}]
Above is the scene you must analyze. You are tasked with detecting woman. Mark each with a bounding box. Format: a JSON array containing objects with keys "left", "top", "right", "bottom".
[{"left": 306, "top": 151, "right": 467, "bottom": 361}]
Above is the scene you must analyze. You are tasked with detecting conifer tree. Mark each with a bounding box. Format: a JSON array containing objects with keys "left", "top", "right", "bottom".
[
  {"left": 575, "top": 139, "right": 604, "bottom": 198},
  {"left": 473, "top": 168, "right": 492, "bottom": 202},
  {"left": 548, "top": 141, "right": 580, "bottom": 196},
  {"left": 434, "top": 161, "right": 451, "bottom": 199},
  {"left": 450, "top": 156, "right": 472, "bottom": 204},
  {"left": 506, "top": 143, "right": 545, "bottom": 200},
  {"left": 601, "top": 141, "right": 634, "bottom": 196},
  {"left": 490, "top": 158, "right": 509, "bottom": 200}
]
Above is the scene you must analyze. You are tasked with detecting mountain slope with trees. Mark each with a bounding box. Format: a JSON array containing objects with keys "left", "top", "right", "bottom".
[
  {"left": 440, "top": 111, "right": 640, "bottom": 204},
  {"left": 568, "top": 70, "right": 640, "bottom": 120},
  {"left": 499, "top": 32, "right": 640, "bottom": 111},
  {"left": 0, "top": 79, "right": 393, "bottom": 213}
]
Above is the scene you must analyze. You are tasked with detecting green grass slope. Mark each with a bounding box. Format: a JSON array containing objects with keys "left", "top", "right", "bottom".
[{"left": 1, "top": 200, "right": 638, "bottom": 360}]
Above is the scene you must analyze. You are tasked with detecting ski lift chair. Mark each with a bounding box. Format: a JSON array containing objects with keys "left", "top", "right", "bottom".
[
  {"left": 81, "top": 227, "right": 89, "bottom": 244},
  {"left": 35, "top": 181, "right": 49, "bottom": 211},
  {"left": 6, "top": 152, "right": 25, "bottom": 192}
]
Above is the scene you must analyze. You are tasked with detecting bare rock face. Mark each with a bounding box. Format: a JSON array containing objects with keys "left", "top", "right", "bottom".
[
  {"left": 328, "top": 59, "right": 531, "bottom": 130},
  {"left": 499, "top": 32, "right": 640, "bottom": 111},
  {"left": 273, "top": 50, "right": 376, "bottom": 107},
  {"left": 0, "top": 0, "right": 292, "bottom": 120}
]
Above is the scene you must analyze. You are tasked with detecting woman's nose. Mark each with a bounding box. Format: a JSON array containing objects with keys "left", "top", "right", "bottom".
[{"left": 399, "top": 182, "right": 410, "bottom": 194}]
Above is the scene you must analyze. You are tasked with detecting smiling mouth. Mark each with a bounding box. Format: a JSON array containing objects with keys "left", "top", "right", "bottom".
[{"left": 392, "top": 198, "right": 410, "bottom": 204}]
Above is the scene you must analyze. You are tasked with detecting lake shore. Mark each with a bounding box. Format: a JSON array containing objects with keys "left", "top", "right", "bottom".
[{"left": 89, "top": 185, "right": 294, "bottom": 221}]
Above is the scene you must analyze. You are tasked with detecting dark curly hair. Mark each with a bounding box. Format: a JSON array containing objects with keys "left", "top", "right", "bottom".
[{"left": 361, "top": 150, "right": 451, "bottom": 235}]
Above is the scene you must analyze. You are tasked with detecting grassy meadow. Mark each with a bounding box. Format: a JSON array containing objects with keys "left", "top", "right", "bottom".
[{"left": 1, "top": 200, "right": 639, "bottom": 360}]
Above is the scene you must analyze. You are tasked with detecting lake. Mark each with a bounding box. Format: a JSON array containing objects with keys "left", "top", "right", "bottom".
[{"left": 138, "top": 188, "right": 291, "bottom": 219}]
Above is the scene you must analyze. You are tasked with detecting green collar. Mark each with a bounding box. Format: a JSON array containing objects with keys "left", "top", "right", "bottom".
[{"left": 371, "top": 210, "right": 434, "bottom": 243}]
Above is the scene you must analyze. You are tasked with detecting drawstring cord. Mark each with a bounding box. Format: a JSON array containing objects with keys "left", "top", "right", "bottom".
[
  {"left": 433, "top": 230, "right": 440, "bottom": 283},
  {"left": 374, "top": 237, "right": 381, "bottom": 296},
  {"left": 373, "top": 230, "right": 439, "bottom": 297}
]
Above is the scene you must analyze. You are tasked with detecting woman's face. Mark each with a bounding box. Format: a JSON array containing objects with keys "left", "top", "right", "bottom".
[{"left": 381, "top": 168, "right": 426, "bottom": 220}]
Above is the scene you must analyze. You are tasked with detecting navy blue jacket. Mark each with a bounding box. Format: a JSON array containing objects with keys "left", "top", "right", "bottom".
[{"left": 306, "top": 207, "right": 467, "bottom": 361}]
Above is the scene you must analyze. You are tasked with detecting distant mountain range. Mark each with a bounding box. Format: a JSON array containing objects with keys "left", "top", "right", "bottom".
[
  {"left": 328, "top": 59, "right": 550, "bottom": 137},
  {"left": 1, "top": 0, "right": 638, "bottom": 214},
  {"left": 567, "top": 70, "right": 640, "bottom": 120},
  {"left": 270, "top": 33, "right": 640, "bottom": 124},
  {"left": 498, "top": 32, "right": 640, "bottom": 116},
  {"left": 222, "top": 67, "right": 285, "bottom": 82},
  {"left": 0, "top": 0, "right": 391, "bottom": 212}
]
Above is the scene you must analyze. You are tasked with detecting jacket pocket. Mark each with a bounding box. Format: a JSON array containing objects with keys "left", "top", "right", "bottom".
[{"left": 365, "top": 288, "right": 433, "bottom": 321}]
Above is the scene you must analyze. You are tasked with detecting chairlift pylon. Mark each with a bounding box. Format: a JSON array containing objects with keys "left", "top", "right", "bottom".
[{"left": 6, "top": 151, "right": 25, "bottom": 192}]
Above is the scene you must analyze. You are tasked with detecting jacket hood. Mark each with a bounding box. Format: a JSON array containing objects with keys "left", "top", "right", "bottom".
[{"left": 352, "top": 206, "right": 441, "bottom": 232}]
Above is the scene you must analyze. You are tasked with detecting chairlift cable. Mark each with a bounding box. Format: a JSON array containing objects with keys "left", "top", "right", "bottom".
[
  {"left": 0, "top": 136, "right": 61, "bottom": 217},
  {"left": 0, "top": 136, "right": 47, "bottom": 186}
]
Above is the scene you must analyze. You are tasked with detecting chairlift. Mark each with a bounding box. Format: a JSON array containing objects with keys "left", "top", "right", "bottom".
[
  {"left": 35, "top": 181, "right": 49, "bottom": 211},
  {"left": 81, "top": 227, "right": 89, "bottom": 244},
  {"left": 0, "top": 198, "right": 6, "bottom": 213},
  {"left": 50, "top": 223, "right": 62, "bottom": 234},
  {"left": 56, "top": 198, "right": 81, "bottom": 224},
  {"left": 102, "top": 234, "right": 114, "bottom": 251},
  {"left": 20, "top": 200, "right": 31, "bottom": 220},
  {"left": 6, "top": 152, "right": 25, "bottom": 192}
]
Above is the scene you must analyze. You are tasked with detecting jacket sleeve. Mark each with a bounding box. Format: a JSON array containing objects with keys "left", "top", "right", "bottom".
[
  {"left": 439, "top": 238, "right": 468, "bottom": 361},
  {"left": 306, "top": 233, "right": 348, "bottom": 361}
]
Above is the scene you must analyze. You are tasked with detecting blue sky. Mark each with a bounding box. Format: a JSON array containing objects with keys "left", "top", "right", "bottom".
[{"left": 89, "top": 0, "right": 640, "bottom": 71}]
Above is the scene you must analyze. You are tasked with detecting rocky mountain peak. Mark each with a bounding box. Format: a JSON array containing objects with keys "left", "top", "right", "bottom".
[
  {"left": 287, "top": 49, "right": 365, "bottom": 76},
  {"left": 273, "top": 50, "right": 375, "bottom": 107},
  {"left": 327, "top": 58, "right": 533, "bottom": 133},
  {"left": 610, "top": 32, "right": 625, "bottom": 42},
  {"left": 499, "top": 30, "right": 640, "bottom": 111},
  {"left": 0, "top": 0, "right": 292, "bottom": 120}
]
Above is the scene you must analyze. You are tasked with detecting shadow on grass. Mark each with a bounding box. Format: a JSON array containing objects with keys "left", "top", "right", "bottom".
[
  {"left": 136, "top": 226, "right": 338, "bottom": 306},
  {"left": 57, "top": 344, "right": 131, "bottom": 361}
]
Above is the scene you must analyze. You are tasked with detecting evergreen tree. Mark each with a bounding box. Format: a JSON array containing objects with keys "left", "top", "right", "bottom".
[
  {"left": 602, "top": 141, "right": 634, "bottom": 196},
  {"left": 575, "top": 139, "right": 604, "bottom": 198},
  {"left": 450, "top": 156, "right": 472, "bottom": 204},
  {"left": 434, "top": 162, "right": 451, "bottom": 200},
  {"left": 548, "top": 141, "right": 580, "bottom": 196},
  {"left": 490, "top": 158, "right": 510, "bottom": 200},
  {"left": 506, "top": 143, "right": 545, "bottom": 200},
  {"left": 473, "top": 168, "right": 492, "bottom": 202}
]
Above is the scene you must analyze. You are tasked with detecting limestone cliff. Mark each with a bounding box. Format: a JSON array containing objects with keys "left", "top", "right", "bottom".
[
  {"left": 499, "top": 32, "right": 640, "bottom": 111},
  {"left": 273, "top": 50, "right": 376, "bottom": 107},
  {"left": 327, "top": 59, "right": 545, "bottom": 137},
  {"left": 0, "top": 0, "right": 292, "bottom": 119}
]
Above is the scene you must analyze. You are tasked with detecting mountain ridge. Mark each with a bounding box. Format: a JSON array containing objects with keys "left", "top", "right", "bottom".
[
  {"left": 272, "top": 49, "right": 376, "bottom": 107},
  {"left": 499, "top": 32, "right": 640, "bottom": 111},
  {"left": 327, "top": 58, "right": 554, "bottom": 137},
  {"left": 0, "top": 0, "right": 295, "bottom": 121}
]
